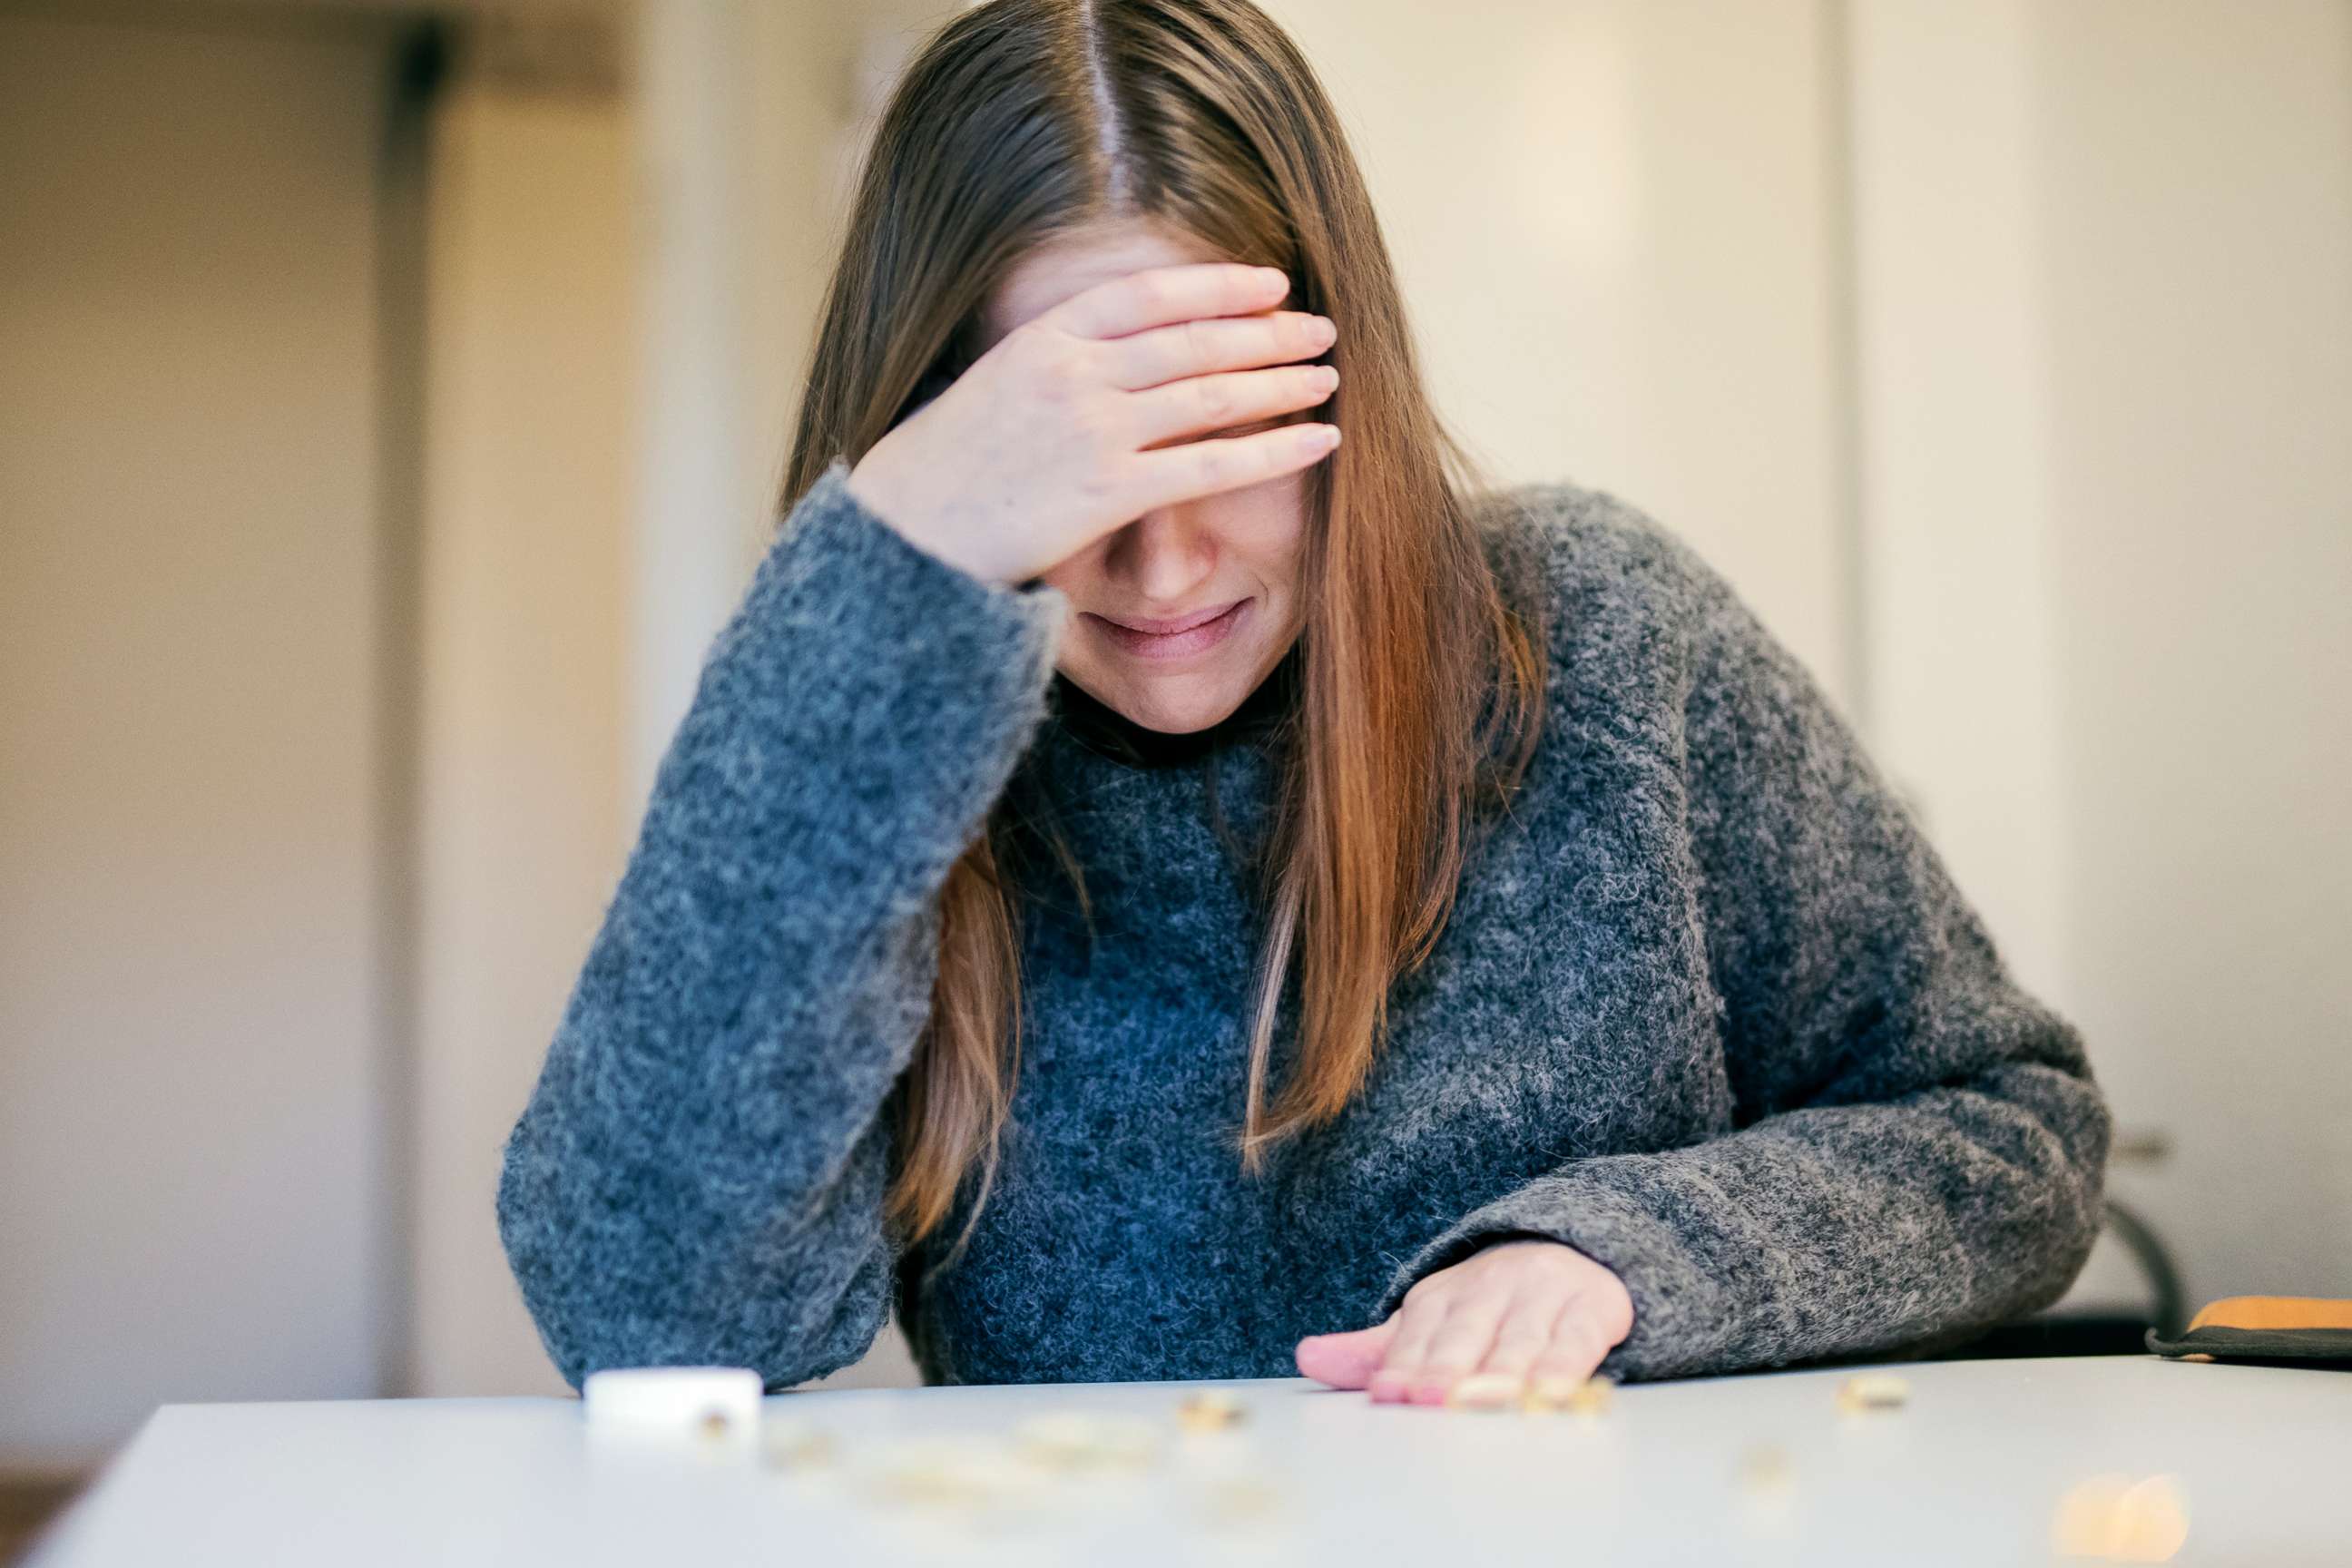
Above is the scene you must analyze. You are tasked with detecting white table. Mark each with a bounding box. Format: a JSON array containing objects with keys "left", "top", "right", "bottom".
[{"left": 28, "top": 1355, "right": 2349, "bottom": 1566}]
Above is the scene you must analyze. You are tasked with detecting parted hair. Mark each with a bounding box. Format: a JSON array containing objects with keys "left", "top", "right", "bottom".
[{"left": 777, "top": 0, "right": 1548, "bottom": 1272}]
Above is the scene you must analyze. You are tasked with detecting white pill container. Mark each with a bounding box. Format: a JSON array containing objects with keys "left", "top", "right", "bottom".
[{"left": 582, "top": 1366, "right": 764, "bottom": 1454}]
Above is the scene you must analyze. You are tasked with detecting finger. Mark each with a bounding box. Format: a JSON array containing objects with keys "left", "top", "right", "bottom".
[
  {"left": 1126, "top": 362, "right": 1338, "bottom": 452},
  {"left": 1048, "top": 261, "right": 1288, "bottom": 340},
  {"left": 1474, "top": 1291, "right": 1571, "bottom": 1382},
  {"left": 1294, "top": 1319, "right": 1397, "bottom": 1389},
  {"left": 1527, "top": 1307, "right": 1616, "bottom": 1387},
  {"left": 1402, "top": 1291, "right": 1512, "bottom": 1406},
  {"left": 1103, "top": 309, "right": 1335, "bottom": 391},
  {"left": 1123, "top": 422, "right": 1339, "bottom": 514},
  {"left": 1366, "top": 1294, "right": 1449, "bottom": 1404}
]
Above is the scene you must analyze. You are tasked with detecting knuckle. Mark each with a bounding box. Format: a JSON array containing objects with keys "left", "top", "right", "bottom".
[
  {"left": 1180, "top": 313, "right": 1212, "bottom": 364},
  {"left": 1495, "top": 1315, "right": 1552, "bottom": 1348},
  {"left": 1192, "top": 376, "right": 1238, "bottom": 426},
  {"left": 1554, "top": 1319, "right": 1611, "bottom": 1357}
]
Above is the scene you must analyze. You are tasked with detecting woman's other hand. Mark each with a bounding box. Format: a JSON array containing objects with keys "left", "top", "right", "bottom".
[
  {"left": 1293, "top": 1239, "right": 1634, "bottom": 1404},
  {"left": 845, "top": 262, "right": 1340, "bottom": 588}
]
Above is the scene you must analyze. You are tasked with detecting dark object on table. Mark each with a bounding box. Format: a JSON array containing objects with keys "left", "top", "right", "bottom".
[{"left": 2144, "top": 1296, "right": 2352, "bottom": 1368}]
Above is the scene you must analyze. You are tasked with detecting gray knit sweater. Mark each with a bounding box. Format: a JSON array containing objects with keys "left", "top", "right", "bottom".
[{"left": 495, "top": 458, "right": 2112, "bottom": 1391}]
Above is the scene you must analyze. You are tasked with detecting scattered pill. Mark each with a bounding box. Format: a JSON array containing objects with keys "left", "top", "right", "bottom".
[
  {"left": 870, "top": 1437, "right": 1044, "bottom": 1510},
  {"left": 1203, "top": 1476, "right": 1281, "bottom": 1527},
  {"left": 1175, "top": 1390, "right": 1248, "bottom": 1432},
  {"left": 1523, "top": 1373, "right": 1613, "bottom": 1416},
  {"left": 1445, "top": 1373, "right": 1524, "bottom": 1410},
  {"left": 2053, "top": 1473, "right": 2190, "bottom": 1562},
  {"left": 759, "top": 1418, "right": 835, "bottom": 1470},
  {"left": 1732, "top": 1443, "right": 1799, "bottom": 1541},
  {"left": 1836, "top": 1373, "right": 1910, "bottom": 1414},
  {"left": 1014, "top": 1411, "right": 1161, "bottom": 1470},
  {"left": 1737, "top": 1445, "right": 1794, "bottom": 1495}
]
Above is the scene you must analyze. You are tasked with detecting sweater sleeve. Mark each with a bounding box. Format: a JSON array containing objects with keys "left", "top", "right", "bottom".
[
  {"left": 495, "top": 457, "right": 1067, "bottom": 1393},
  {"left": 1373, "top": 519, "right": 2112, "bottom": 1381}
]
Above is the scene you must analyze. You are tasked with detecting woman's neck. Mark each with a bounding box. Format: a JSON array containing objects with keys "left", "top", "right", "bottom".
[{"left": 1050, "top": 639, "right": 1302, "bottom": 769}]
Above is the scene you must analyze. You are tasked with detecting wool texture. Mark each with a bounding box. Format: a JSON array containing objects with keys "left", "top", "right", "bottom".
[{"left": 496, "top": 457, "right": 2112, "bottom": 1390}]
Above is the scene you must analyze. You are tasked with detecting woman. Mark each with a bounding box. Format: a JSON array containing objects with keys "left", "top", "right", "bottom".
[{"left": 497, "top": 0, "right": 2111, "bottom": 1406}]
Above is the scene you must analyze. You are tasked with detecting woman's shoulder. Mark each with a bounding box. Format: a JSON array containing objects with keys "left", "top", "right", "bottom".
[{"left": 1468, "top": 475, "right": 1740, "bottom": 662}]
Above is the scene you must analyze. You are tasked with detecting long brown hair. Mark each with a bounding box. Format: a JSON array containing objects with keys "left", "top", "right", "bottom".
[{"left": 778, "top": 0, "right": 1548, "bottom": 1268}]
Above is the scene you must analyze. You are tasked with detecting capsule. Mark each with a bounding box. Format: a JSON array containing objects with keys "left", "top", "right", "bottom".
[
  {"left": 1524, "top": 1373, "right": 1613, "bottom": 1416},
  {"left": 2053, "top": 1473, "right": 2189, "bottom": 1562},
  {"left": 1014, "top": 1411, "right": 1161, "bottom": 1469},
  {"left": 1444, "top": 1373, "right": 1524, "bottom": 1410},
  {"left": 1175, "top": 1390, "right": 1249, "bottom": 1431},
  {"left": 1835, "top": 1373, "right": 1910, "bottom": 1414},
  {"left": 759, "top": 1418, "right": 835, "bottom": 1470},
  {"left": 1737, "top": 1445, "right": 1794, "bottom": 1494},
  {"left": 1204, "top": 1477, "right": 1281, "bottom": 1526}
]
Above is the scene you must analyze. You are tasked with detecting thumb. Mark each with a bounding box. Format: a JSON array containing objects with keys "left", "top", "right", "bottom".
[{"left": 1294, "top": 1318, "right": 1398, "bottom": 1389}]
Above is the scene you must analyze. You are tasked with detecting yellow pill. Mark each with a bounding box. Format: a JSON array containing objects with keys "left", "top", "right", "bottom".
[
  {"left": 1524, "top": 1373, "right": 1613, "bottom": 1416},
  {"left": 759, "top": 1418, "right": 835, "bottom": 1470},
  {"left": 1444, "top": 1373, "right": 1525, "bottom": 1410},
  {"left": 1204, "top": 1476, "right": 1281, "bottom": 1526},
  {"left": 2053, "top": 1473, "right": 2190, "bottom": 1562},
  {"left": 1836, "top": 1372, "right": 1910, "bottom": 1414},
  {"left": 1175, "top": 1390, "right": 1248, "bottom": 1432},
  {"left": 1014, "top": 1411, "right": 1161, "bottom": 1469},
  {"left": 1737, "top": 1445, "right": 1794, "bottom": 1494},
  {"left": 871, "top": 1438, "right": 1042, "bottom": 1508}
]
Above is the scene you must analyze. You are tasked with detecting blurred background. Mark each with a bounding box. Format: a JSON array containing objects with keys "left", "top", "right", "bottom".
[{"left": 2, "top": 0, "right": 2347, "bottom": 1551}]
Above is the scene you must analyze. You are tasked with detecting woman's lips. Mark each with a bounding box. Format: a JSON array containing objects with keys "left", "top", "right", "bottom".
[{"left": 1085, "top": 599, "right": 1250, "bottom": 660}]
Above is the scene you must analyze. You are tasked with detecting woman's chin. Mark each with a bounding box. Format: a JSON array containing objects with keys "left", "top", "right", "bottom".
[{"left": 1070, "top": 669, "right": 1246, "bottom": 735}]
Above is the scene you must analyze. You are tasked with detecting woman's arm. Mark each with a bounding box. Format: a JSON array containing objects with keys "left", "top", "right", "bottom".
[
  {"left": 495, "top": 458, "right": 1067, "bottom": 1392},
  {"left": 1369, "top": 514, "right": 2113, "bottom": 1381}
]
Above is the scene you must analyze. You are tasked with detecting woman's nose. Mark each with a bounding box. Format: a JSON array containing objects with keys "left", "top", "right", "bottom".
[{"left": 1106, "top": 509, "right": 1216, "bottom": 603}]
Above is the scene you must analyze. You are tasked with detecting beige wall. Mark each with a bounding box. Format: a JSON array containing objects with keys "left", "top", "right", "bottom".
[
  {"left": 1269, "top": 0, "right": 1857, "bottom": 714},
  {"left": 1847, "top": 0, "right": 2071, "bottom": 1001},
  {"left": 2036, "top": 0, "right": 2352, "bottom": 1300},
  {"left": 1851, "top": 0, "right": 2352, "bottom": 1306},
  {"left": 409, "top": 76, "right": 633, "bottom": 1398},
  {"left": 0, "top": 10, "right": 397, "bottom": 1465}
]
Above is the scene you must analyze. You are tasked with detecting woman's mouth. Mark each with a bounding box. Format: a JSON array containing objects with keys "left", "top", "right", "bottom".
[{"left": 1084, "top": 599, "right": 1250, "bottom": 661}]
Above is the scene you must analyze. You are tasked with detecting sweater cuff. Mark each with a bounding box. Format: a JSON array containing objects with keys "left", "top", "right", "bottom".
[
  {"left": 689, "top": 456, "right": 1072, "bottom": 909},
  {"left": 1373, "top": 1161, "right": 1738, "bottom": 1381},
  {"left": 744, "top": 456, "right": 1069, "bottom": 696}
]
